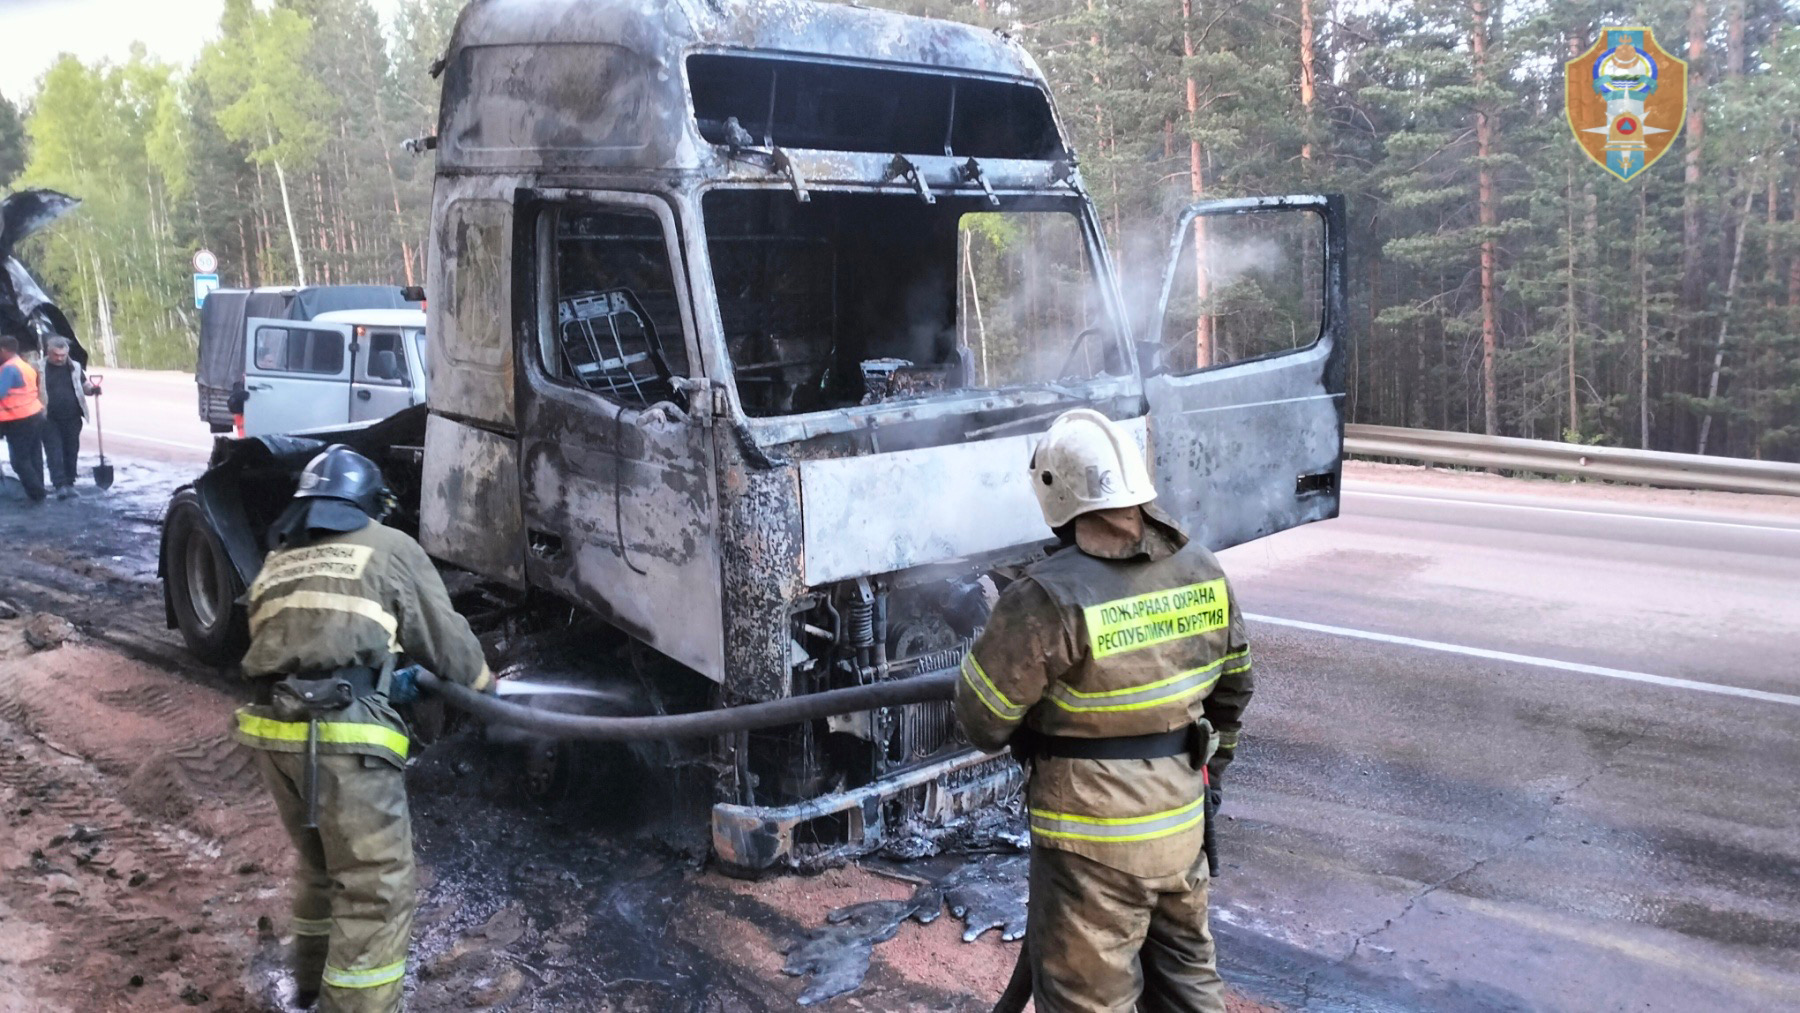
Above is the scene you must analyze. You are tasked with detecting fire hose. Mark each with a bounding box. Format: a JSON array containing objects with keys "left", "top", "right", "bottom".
[
  {"left": 412, "top": 667, "right": 957, "bottom": 741},
  {"left": 414, "top": 665, "right": 1056, "bottom": 1009}
]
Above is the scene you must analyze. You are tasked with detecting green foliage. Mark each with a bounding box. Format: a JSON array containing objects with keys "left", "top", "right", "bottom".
[
  {"left": 859, "top": 0, "right": 1800, "bottom": 459},
  {"left": 4, "top": 0, "right": 1797, "bottom": 460},
  {"left": 197, "top": 4, "right": 336, "bottom": 168},
  {"left": 0, "top": 91, "right": 25, "bottom": 186}
]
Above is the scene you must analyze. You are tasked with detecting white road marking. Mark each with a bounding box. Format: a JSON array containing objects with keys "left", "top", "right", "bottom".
[
  {"left": 1247, "top": 613, "right": 1800, "bottom": 708},
  {"left": 1345, "top": 487, "right": 1800, "bottom": 535}
]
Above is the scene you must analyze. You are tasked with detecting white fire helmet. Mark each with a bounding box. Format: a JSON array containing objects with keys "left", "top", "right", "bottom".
[{"left": 1029, "top": 408, "right": 1156, "bottom": 529}]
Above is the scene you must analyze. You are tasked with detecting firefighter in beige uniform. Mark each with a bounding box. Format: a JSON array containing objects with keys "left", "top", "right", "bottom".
[
  {"left": 954, "top": 409, "right": 1253, "bottom": 1013},
  {"left": 233, "top": 445, "right": 494, "bottom": 1012}
]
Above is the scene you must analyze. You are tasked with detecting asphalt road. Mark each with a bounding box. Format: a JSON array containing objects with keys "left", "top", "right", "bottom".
[
  {"left": 1216, "top": 482, "right": 1800, "bottom": 1010},
  {"left": 77, "top": 367, "right": 216, "bottom": 463},
  {"left": 28, "top": 375, "right": 1800, "bottom": 1010}
]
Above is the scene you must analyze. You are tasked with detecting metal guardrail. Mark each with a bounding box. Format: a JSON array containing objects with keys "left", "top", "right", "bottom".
[{"left": 1344, "top": 424, "right": 1800, "bottom": 497}]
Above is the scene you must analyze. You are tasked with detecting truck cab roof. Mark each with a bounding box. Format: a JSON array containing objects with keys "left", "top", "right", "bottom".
[{"left": 440, "top": 0, "right": 1065, "bottom": 175}]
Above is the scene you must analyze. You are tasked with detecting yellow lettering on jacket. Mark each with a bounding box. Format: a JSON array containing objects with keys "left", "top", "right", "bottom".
[
  {"left": 1084, "top": 578, "right": 1229, "bottom": 658},
  {"left": 251, "top": 544, "right": 375, "bottom": 598}
]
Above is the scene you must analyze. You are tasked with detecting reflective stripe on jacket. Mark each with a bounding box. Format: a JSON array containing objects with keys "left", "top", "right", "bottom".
[
  {"left": 233, "top": 707, "right": 411, "bottom": 766},
  {"left": 954, "top": 507, "right": 1254, "bottom": 878},
  {"left": 234, "top": 521, "right": 492, "bottom": 764},
  {"left": 0, "top": 357, "right": 43, "bottom": 422}
]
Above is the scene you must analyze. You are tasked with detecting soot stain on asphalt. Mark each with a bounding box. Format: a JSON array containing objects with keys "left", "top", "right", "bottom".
[
  {"left": 406, "top": 732, "right": 777, "bottom": 1012},
  {"left": 404, "top": 728, "right": 1036, "bottom": 1010},
  {"left": 2, "top": 458, "right": 181, "bottom": 581}
]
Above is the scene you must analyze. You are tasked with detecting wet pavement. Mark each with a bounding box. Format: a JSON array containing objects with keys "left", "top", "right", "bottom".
[
  {"left": 1214, "top": 476, "right": 1800, "bottom": 1010},
  {"left": 5, "top": 453, "right": 1799, "bottom": 1010}
]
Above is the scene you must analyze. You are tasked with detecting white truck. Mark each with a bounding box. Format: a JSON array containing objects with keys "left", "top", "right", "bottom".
[
  {"left": 194, "top": 285, "right": 425, "bottom": 436},
  {"left": 240, "top": 308, "right": 428, "bottom": 436},
  {"left": 163, "top": 0, "right": 1350, "bottom": 873}
]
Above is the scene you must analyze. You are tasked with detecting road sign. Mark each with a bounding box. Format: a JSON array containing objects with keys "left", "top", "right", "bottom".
[
  {"left": 192, "top": 249, "right": 218, "bottom": 274},
  {"left": 193, "top": 273, "right": 220, "bottom": 308}
]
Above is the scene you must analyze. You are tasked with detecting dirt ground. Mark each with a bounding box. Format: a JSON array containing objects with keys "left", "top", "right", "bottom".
[{"left": 0, "top": 463, "right": 1281, "bottom": 1012}]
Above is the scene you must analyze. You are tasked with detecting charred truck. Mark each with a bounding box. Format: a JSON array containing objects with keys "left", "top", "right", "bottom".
[{"left": 160, "top": 0, "right": 1348, "bottom": 873}]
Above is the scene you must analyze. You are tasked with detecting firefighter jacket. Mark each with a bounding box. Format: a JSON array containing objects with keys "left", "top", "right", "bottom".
[
  {"left": 233, "top": 520, "right": 492, "bottom": 767},
  {"left": 954, "top": 505, "right": 1253, "bottom": 878}
]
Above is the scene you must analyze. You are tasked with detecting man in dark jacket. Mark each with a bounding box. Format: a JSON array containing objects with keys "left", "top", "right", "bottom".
[
  {"left": 38, "top": 336, "right": 95, "bottom": 498},
  {"left": 234, "top": 445, "right": 495, "bottom": 1012}
]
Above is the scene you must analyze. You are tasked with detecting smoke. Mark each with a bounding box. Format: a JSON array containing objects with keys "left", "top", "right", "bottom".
[
  {"left": 953, "top": 209, "right": 1116, "bottom": 387},
  {"left": 1146, "top": 210, "right": 1323, "bottom": 368}
]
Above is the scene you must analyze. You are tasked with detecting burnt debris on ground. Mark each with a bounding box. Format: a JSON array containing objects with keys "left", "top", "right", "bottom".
[
  {"left": 404, "top": 728, "right": 1017, "bottom": 1011},
  {"left": 783, "top": 852, "right": 1030, "bottom": 1006}
]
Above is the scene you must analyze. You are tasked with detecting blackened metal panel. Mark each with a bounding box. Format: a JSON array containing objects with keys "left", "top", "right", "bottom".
[
  {"left": 439, "top": 42, "right": 696, "bottom": 173},
  {"left": 519, "top": 397, "right": 727, "bottom": 678},
  {"left": 715, "top": 434, "right": 805, "bottom": 703},
  {"left": 515, "top": 190, "right": 728, "bottom": 681},
  {"left": 448, "top": 0, "right": 1040, "bottom": 80},
  {"left": 421, "top": 413, "right": 526, "bottom": 587},
  {"left": 439, "top": 0, "right": 1053, "bottom": 175},
  {"left": 1143, "top": 195, "right": 1348, "bottom": 552},
  {"left": 696, "top": 0, "right": 1042, "bottom": 79},
  {"left": 428, "top": 178, "right": 517, "bottom": 430}
]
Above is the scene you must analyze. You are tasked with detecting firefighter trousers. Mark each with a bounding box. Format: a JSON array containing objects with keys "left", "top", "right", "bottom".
[
  {"left": 1028, "top": 846, "right": 1225, "bottom": 1013},
  {"left": 255, "top": 750, "right": 416, "bottom": 1013}
]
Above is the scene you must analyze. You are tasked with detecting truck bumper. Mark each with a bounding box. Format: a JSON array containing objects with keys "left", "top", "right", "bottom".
[{"left": 712, "top": 748, "right": 1021, "bottom": 873}]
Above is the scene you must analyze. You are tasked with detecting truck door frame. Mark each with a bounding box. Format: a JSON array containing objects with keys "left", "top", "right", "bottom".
[
  {"left": 513, "top": 187, "right": 727, "bottom": 681},
  {"left": 1141, "top": 194, "right": 1349, "bottom": 551}
]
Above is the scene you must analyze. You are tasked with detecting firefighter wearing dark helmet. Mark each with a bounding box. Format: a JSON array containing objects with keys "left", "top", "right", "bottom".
[
  {"left": 954, "top": 409, "right": 1254, "bottom": 1013},
  {"left": 233, "top": 445, "right": 493, "bottom": 1012}
]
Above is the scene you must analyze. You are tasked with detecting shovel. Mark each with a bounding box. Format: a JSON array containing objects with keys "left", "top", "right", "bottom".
[{"left": 89, "top": 376, "right": 113, "bottom": 490}]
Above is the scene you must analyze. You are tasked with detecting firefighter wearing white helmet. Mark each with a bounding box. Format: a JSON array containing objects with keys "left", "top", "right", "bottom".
[{"left": 955, "top": 408, "right": 1254, "bottom": 1013}]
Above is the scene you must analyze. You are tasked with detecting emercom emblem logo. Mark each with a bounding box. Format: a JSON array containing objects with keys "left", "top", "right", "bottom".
[{"left": 1565, "top": 27, "right": 1688, "bottom": 182}]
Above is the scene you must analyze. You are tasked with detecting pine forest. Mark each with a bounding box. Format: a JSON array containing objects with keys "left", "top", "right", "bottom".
[{"left": 1, "top": 0, "right": 1797, "bottom": 460}]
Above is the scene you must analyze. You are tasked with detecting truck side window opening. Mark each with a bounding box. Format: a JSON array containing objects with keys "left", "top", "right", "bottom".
[
  {"left": 253, "top": 326, "right": 345, "bottom": 375},
  {"left": 1159, "top": 208, "right": 1325, "bottom": 375},
  {"left": 541, "top": 206, "right": 689, "bottom": 409},
  {"left": 701, "top": 190, "right": 1119, "bottom": 419}
]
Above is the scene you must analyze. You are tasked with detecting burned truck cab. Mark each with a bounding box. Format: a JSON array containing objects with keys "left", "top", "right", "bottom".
[{"left": 424, "top": 0, "right": 1347, "bottom": 870}]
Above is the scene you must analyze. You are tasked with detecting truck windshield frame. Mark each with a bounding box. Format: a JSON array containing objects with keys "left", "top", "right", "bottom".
[
  {"left": 695, "top": 184, "right": 1132, "bottom": 432},
  {"left": 686, "top": 52, "right": 1066, "bottom": 162}
]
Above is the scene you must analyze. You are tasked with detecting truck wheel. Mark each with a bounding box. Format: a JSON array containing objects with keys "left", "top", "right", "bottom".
[{"left": 165, "top": 489, "right": 249, "bottom": 665}]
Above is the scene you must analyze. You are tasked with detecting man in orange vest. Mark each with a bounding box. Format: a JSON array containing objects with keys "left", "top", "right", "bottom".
[{"left": 0, "top": 334, "right": 48, "bottom": 503}]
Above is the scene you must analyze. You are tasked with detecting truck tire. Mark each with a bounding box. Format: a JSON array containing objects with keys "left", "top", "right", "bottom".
[{"left": 165, "top": 489, "right": 249, "bottom": 666}]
